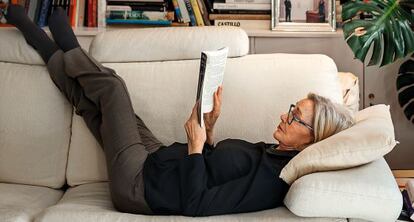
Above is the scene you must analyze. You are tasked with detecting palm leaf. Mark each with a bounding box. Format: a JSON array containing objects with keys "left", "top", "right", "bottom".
[
  {"left": 397, "top": 55, "right": 414, "bottom": 122},
  {"left": 342, "top": 0, "right": 414, "bottom": 67}
]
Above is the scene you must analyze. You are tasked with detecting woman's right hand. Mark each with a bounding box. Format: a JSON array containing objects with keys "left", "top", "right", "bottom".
[{"left": 203, "top": 86, "right": 223, "bottom": 133}]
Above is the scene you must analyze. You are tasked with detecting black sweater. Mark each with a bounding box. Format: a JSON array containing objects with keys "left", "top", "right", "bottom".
[{"left": 143, "top": 138, "right": 299, "bottom": 217}]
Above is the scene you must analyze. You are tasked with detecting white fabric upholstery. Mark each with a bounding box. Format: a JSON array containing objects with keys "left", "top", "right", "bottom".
[
  {"left": 0, "top": 28, "right": 48, "bottom": 65},
  {"left": 89, "top": 26, "right": 249, "bottom": 62},
  {"left": 66, "top": 53, "right": 343, "bottom": 185},
  {"left": 0, "top": 183, "right": 63, "bottom": 222},
  {"left": 0, "top": 62, "right": 72, "bottom": 188},
  {"left": 280, "top": 104, "right": 397, "bottom": 185},
  {"left": 284, "top": 158, "right": 402, "bottom": 222},
  {"left": 35, "top": 182, "right": 346, "bottom": 222},
  {"left": 338, "top": 72, "right": 359, "bottom": 114}
]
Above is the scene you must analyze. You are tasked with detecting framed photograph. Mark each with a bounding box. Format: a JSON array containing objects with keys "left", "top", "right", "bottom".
[{"left": 272, "top": 0, "right": 336, "bottom": 32}]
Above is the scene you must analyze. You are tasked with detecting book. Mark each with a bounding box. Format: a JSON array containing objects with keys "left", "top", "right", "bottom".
[
  {"left": 213, "top": 2, "right": 271, "bottom": 10},
  {"left": 97, "top": 0, "right": 106, "bottom": 27},
  {"left": 225, "top": 0, "right": 270, "bottom": 3},
  {"left": 195, "top": 0, "right": 211, "bottom": 25},
  {"left": 183, "top": 0, "right": 196, "bottom": 26},
  {"left": 76, "top": 0, "right": 85, "bottom": 27},
  {"left": 106, "top": 18, "right": 172, "bottom": 25},
  {"left": 214, "top": 9, "right": 271, "bottom": 14},
  {"left": 209, "top": 13, "right": 270, "bottom": 20},
  {"left": 107, "top": 10, "right": 170, "bottom": 20},
  {"left": 171, "top": 0, "right": 183, "bottom": 22},
  {"left": 176, "top": 0, "right": 190, "bottom": 23},
  {"left": 196, "top": 47, "right": 229, "bottom": 128},
  {"left": 37, "top": 0, "right": 52, "bottom": 27},
  {"left": 214, "top": 19, "right": 269, "bottom": 29},
  {"left": 190, "top": 0, "right": 203, "bottom": 25}
]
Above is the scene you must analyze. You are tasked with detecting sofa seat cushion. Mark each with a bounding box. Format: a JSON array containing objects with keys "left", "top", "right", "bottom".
[
  {"left": 283, "top": 158, "right": 402, "bottom": 222},
  {"left": 0, "top": 183, "right": 63, "bottom": 222},
  {"left": 35, "top": 182, "right": 346, "bottom": 222}
]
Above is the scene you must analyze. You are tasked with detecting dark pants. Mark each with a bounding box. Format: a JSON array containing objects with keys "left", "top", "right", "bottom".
[{"left": 46, "top": 47, "right": 164, "bottom": 215}]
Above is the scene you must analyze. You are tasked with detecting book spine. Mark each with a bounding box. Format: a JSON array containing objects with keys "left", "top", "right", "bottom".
[
  {"left": 69, "top": 0, "right": 75, "bottom": 26},
  {"left": 225, "top": 0, "right": 270, "bottom": 3},
  {"left": 92, "top": 0, "right": 97, "bottom": 27},
  {"left": 196, "top": 0, "right": 210, "bottom": 25},
  {"left": 213, "top": 2, "right": 270, "bottom": 10},
  {"left": 37, "top": 0, "right": 52, "bottom": 27},
  {"left": 106, "top": 5, "right": 132, "bottom": 11},
  {"left": 190, "top": 0, "right": 204, "bottom": 26},
  {"left": 214, "top": 19, "right": 269, "bottom": 29},
  {"left": 214, "top": 9, "right": 270, "bottom": 14},
  {"left": 209, "top": 13, "right": 270, "bottom": 20},
  {"left": 97, "top": 0, "right": 106, "bottom": 27},
  {"left": 183, "top": 0, "right": 196, "bottom": 26},
  {"left": 108, "top": 11, "right": 168, "bottom": 20},
  {"left": 87, "top": 0, "right": 92, "bottom": 26},
  {"left": 171, "top": 0, "right": 183, "bottom": 23},
  {"left": 176, "top": 0, "right": 190, "bottom": 23},
  {"left": 106, "top": 18, "right": 171, "bottom": 25}
]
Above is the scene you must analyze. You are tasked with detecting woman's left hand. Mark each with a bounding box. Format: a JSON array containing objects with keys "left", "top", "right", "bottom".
[{"left": 184, "top": 100, "right": 207, "bottom": 155}]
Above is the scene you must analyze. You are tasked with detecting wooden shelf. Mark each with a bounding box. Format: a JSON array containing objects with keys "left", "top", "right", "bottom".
[{"left": 0, "top": 25, "right": 344, "bottom": 38}]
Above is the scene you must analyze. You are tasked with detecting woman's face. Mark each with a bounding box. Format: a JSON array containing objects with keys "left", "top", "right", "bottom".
[{"left": 273, "top": 98, "right": 315, "bottom": 151}]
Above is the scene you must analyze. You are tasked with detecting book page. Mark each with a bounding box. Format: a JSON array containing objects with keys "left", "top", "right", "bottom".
[{"left": 196, "top": 46, "right": 229, "bottom": 128}]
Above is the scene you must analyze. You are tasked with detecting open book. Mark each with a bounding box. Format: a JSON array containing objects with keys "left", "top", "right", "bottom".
[{"left": 196, "top": 47, "right": 229, "bottom": 128}]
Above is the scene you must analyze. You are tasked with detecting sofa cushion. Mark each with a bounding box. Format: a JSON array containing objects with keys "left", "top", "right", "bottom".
[
  {"left": 89, "top": 26, "right": 249, "bottom": 62},
  {"left": 34, "top": 182, "right": 346, "bottom": 222},
  {"left": 283, "top": 158, "right": 402, "bottom": 222},
  {"left": 66, "top": 53, "right": 343, "bottom": 185},
  {"left": 0, "top": 28, "right": 47, "bottom": 65},
  {"left": 0, "top": 183, "right": 63, "bottom": 222},
  {"left": 280, "top": 104, "right": 397, "bottom": 185},
  {"left": 0, "top": 61, "right": 73, "bottom": 188},
  {"left": 338, "top": 72, "right": 359, "bottom": 114}
]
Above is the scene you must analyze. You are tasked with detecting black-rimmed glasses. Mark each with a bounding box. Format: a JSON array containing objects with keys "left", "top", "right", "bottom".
[{"left": 287, "top": 104, "right": 314, "bottom": 131}]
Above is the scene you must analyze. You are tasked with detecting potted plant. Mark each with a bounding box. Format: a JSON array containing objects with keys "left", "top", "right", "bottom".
[{"left": 342, "top": 0, "right": 414, "bottom": 121}]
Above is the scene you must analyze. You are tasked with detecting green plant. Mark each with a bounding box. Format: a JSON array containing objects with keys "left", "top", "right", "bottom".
[{"left": 342, "top": 0, "right": 414, "bottom": 122}]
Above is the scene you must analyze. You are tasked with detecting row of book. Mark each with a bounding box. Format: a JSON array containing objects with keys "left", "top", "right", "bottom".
[
  {"left": 401, "top": 180, "right": 414, "bottom": 221},
  {"left": 0, "top": 0, "right": 106, "bottom": 27},
  {"left": 106, "top": 0, "right": 271, "bottom": 28}
]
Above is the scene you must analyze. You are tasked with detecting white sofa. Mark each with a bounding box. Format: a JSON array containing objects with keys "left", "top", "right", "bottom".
[{"left": 0, "top": 26, "right": 402, "bottom": 222}]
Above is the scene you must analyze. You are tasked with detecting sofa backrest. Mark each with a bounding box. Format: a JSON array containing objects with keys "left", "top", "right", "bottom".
[
  {"left": 0, "top": 29, "right": 72, "bottom": 188},
  {"left": 65, "top": 27, "right": 345, "bottom": 185}
]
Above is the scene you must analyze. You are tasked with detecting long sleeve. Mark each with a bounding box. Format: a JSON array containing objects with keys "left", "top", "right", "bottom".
[{"left": 179, "top": 145, "right": 251, "bottom": 216}]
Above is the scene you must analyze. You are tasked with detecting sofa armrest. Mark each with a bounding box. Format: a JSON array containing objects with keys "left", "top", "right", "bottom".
[
  {"left": 338, "top": 72, "right": 359, "bottom": 114},
  {"left": 284, "top": 157, "right": 402, "bottom": 222}
]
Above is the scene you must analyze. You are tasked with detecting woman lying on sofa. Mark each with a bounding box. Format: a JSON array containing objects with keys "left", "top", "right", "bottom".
[{"left": 1, "top": 4, "right": 355, "bottom": 217}]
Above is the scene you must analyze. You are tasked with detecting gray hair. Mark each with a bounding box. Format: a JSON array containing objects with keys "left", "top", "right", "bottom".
[{"left": 307, "top": 93, "right": 355, "bottom": 144}]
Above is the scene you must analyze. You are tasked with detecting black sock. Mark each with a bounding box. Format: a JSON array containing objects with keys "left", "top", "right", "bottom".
[
  {"left": 5, "top": 4, "right": 59, "bottom": 63},
  {"left": 48, "top": 7, "right": 80, "bottom": 52}
]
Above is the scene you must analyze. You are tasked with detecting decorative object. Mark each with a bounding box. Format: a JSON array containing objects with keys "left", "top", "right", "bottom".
[
  {"left": 272, "top": 0, "right": 336, "bottom": 31},
  {"left": 341, "top": 0, "right": 414, "bottom": 123}
]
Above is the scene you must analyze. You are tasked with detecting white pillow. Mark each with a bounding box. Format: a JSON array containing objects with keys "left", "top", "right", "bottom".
[{"left": 279, "top": 104, "right": 397, "bottom": 185}]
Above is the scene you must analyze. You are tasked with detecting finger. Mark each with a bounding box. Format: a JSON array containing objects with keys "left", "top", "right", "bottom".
[{"left": 190, "top": 100, "right": 200, "bottom": 119}]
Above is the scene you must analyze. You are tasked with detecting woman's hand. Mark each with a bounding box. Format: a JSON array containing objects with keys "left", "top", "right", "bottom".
[
  {"left": 203, "top": 86, "right": 222, "bottom": 146},
  {"left": 184, "top": 100, "right": 206, "bottom": 155},
  {"left": 204, "top": 86, "right": 223, "bottom": 133}
]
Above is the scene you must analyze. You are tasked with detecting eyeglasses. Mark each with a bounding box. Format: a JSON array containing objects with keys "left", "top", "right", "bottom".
[{"left": 287, "top": 104, "right": 314, "bottom": 131}]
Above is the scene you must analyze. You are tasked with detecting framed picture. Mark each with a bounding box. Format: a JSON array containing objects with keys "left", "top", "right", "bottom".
[{"left": 272, "top": 0, "right": 336, "bottom": 32}]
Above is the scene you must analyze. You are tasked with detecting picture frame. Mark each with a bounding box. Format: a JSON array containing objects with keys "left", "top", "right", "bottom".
[{"left": 272, "top": 0, "right": 336, "bottom": 32}]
